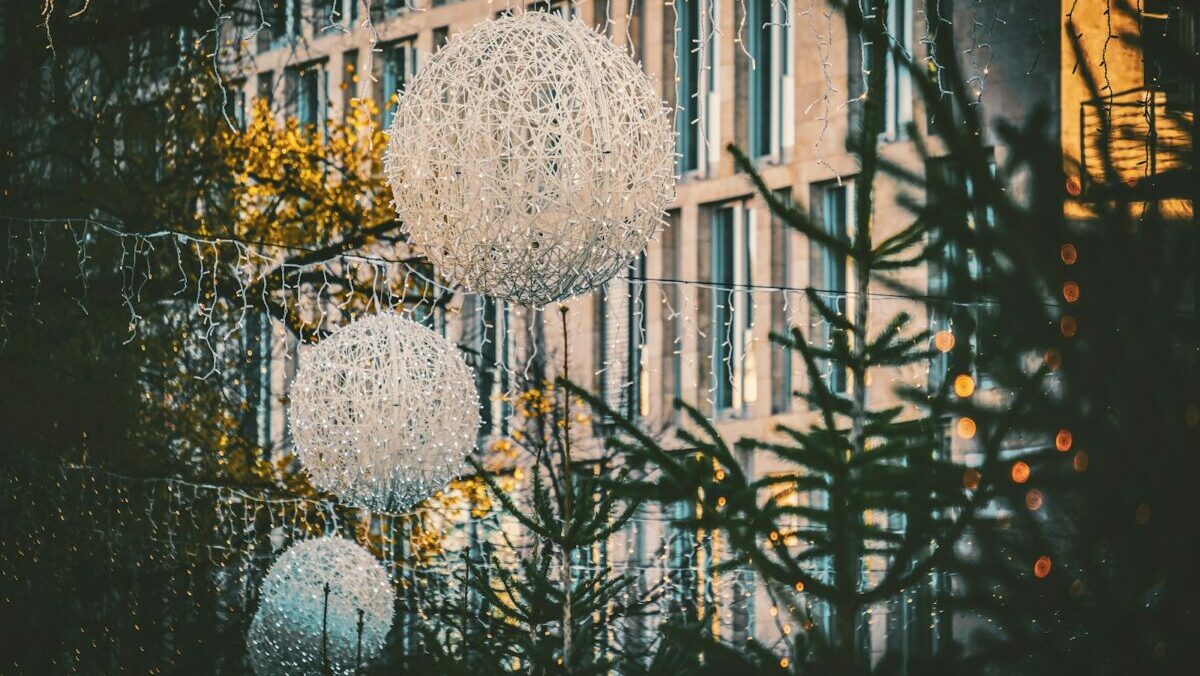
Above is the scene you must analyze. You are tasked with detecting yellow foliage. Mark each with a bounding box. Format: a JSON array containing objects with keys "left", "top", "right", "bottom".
[{"left": 214, "top": 98, "right": 392, "bottom": 249}]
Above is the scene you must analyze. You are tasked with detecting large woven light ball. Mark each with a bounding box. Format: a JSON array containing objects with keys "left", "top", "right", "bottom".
[
  {"left": 384, "top": 11, "right": 674, "bottom": 306},
  {"left": 289, "top": 312, "right": 479, "bottom": 511},
  {"left": 247, "top": 538, "right": 395, "bottom": 676}
]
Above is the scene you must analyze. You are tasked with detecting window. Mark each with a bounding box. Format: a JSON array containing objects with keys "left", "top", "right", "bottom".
[
  {"left": 341, "top": 49, "right": 359, "bottom": 117},
  {"left": 591, "top": 256, "right": 646, "bottom": 423},
  {"left": 852, "top": 0, "right": 912, "bottom": 139},
  {"left": 745, "top": 0, "right": 793, "bottom": 159},
  {"left": 258, "top": 0, "right": 288, "bottom": 52},
  {"left": 926, "top": 156, "right": 994, "bottom": 389},
  {"left": 769, "top": 190, "right": 794, "bottom": 413},
  {"left": 674, "top": 0, "right": 717, "bottom": 174},
  {"left": 380, "top": 39, "right": 417, "bottom": 128},
  {"left": 432, "top": 26, "right": 451, "bottom": 52},
  {"left": 288, "top": 61, "right": 327, "bottom": 131},
  {"left": 257, "top": 71, "right": 274, "bottom": 109},
  {"left": 701, "top": 201, "right": 756, "bottom": 415},
  {"left": 924, "top": 0, "right": 952, "bottom": 133},
  {"left": 628, "top": 255, "right": 649, "bottom": 419},
  {"left": 528, "top": 0, "right": 573, "bottom": 16},
  {"left": 242, "top": 312, "right": 272, "bottom": 449},
  {"left": 668, "top": 500, "right": 699, "bottom": 621},
  {"left": 627, "top": 0, "right": 645, "bottom": 64},
  {"left": 661, "top": 211, "right": 683, "bottom": 417},
  {"left": 809, "top": 180, "right": 851, "bottom": 394},
  {"left": 459, "top": 296, "right": 509, "bottom": 436},
  {"left": 884, "top": 0, "right": 914, "bottom": 138},
  {"left": 224, "top": 81, "right": 247, "bottom": 129},
  {"left": 371, "top": 0, "right": 408, "bottom": 21}
]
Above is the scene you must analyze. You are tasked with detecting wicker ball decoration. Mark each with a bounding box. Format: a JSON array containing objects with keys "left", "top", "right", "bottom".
[
  {"left": 384, "top": 11, "right": 675, "bottom": 306},
  {"left": 247, "top": 538, "right": 395, "bottom": 676},
  {"left": 289, "top": 312, "right": 479, "bottom": 512}
]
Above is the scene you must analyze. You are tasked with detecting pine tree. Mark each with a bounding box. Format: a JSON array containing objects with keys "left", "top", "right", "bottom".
[
  {"left": 389, "top": 307, "right": 654, "bottom": 675},
  {"left": 566, "top": 2, "right": 1006, "bottom": 672}
]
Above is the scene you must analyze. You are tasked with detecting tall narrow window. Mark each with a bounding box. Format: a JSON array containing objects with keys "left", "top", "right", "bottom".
[
  {"left": 627, "top": 254, "right": 649, "bottom": 419},
  {"left": 257, "top": 71, "right": 275, "bottom": 108},
  {"left": 592, "top": 257, "right": 645, "bottom": 424},
  {"left": 885, "top": 0, "right": 913, "bottom": 138},
  {"left": 674, "top": 0, "right": 714, "bottom": 174},
  {"left": 341, "top": 49, "right": 359, "bottom": 118},
  {"left": 224, "top": 80, "right": 247, "bottom": 129},
  {"left": 704, "top": 202, "right": 756, "bottom": 415},
  {"left": 381, "top": 38, "right": 417, "bottom": 129},
  {"left": 259, "top": 0, "right": 290, "bottom": 51},
  {"left": 292, "top": 62, "right": 326, "bottom": 131},
  {"left": 809, "top": 181, "right": 851, "bottom": 394},
  {"left": 769, "top": 190, "right": 794, "bottom": 413},
  {"left": 668, "top": 500, "right": 699, "bottom": 621},
  {"left": 661, "top": 210, "right": 683, "bottom": 418},
  {"left": 465, "top": 296, "right": 511, "bottom": 437},
  {"left": 926, "top": 155, "right": 993, "bottom": 389},
  {"left": 852, "top": 0, "right": 912, "bottom": 138},
  {"left": 746, "top": 0, "right": 792, "bottom": 159}
]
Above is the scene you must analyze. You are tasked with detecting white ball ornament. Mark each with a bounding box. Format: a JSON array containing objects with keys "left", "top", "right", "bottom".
[
  {"left": 384, "top": 11, "right": 675, "bottom": 306},
  {"left": 247, "top": 538, "right": 395, "bottom": 676},
  {"left": 289, "top": 312, "right": 479, "bottom": 511}
]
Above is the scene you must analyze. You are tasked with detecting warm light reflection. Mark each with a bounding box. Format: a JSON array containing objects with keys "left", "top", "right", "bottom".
[
  {"left": 1011, "top": 461, "right": 1031, "bottom": 484},
  {"left": 1060, "top": 316, "right": 1077, "bottom": 337},
  {"left": 1063, "top": 281, "right": 1080, "bottom": 303},
  {"left": 934, "top": 330, "right": 956, "bottom": 352},
  {"left": 1055, "top": 429, "right": 1073, "bottom": 452},
  {"left": 1034, "top": 556, "right": 1053, "bottom": 578},
  {"left": 1025, "top": 489, "right": 1044, "bottom": 511},
  {"left": 957, "top": 417, "right": 977, "bottom": 439},
  {"left": 954, "top": 374, "right": 976, "bottom": 398}
]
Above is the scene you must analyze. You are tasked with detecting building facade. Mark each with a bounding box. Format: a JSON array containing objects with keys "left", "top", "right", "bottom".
[{"left": 229, "top": 0, "right": 1194, "bottom": 663}]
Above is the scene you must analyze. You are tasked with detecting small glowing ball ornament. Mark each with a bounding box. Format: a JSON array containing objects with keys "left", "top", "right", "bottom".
[
  {"left": 289, "top": 312, "right": 479, "bottom": 511},
  {"left": 384, "top": 11, "right": 675, "bottom": 306},
  {"left": 247, "top": 538, "right": 394, "bottom": 676}
]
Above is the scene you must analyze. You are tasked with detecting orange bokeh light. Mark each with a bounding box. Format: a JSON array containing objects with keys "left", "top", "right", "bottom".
[
  {"left": 1066, "top": 177, "right": 1082, "bottom": 196},
  {"left": 963, "top": 468, "right": 982, "bottom": 491},
  {"left": 1060, "top": 244, "right": 1077, "bottom": 265},
  {"left": 954, "top": 374, "right": 976, "bottom": 398},
  {"left": 1073, "top": 450, "right": 1090, "bottom": 472},
  {"left": 1060, "top": 316, "right": 1077, "bottom": 337},
  {"left": 957, "top": 417, "right": 977, "bottom": 439},
  {"left": 1044, "top": 348, "right": 1062, "bottom": 370},
  {"left": 1011, "top": 461, "right": 1031, "bottom": 484},
  {"left": 1025, "top": 489, "right": 1044, "bottom": 511},
  {"left": 1055, "top": 429, "right": 1073, "bottom": 452},
  {"left": 1063, "top": 281, "right": 1080, "bottom": 303},
  {"left": 934, "top": 330, "right": 956, "bottom": 353},
  {"left": 1034, "top": 556, "right": 1053, "bottom": 578}
]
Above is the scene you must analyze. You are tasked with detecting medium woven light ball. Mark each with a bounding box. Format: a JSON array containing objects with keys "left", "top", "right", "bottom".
[
  {"left": 289, "top": 312, "right": 479, "bottom": 511},
  {"left": 384, "top": 11, "right": 674, "bottom": 306},
  {"left": 247, "top": 538, "right": 394, "bottom": 676}
]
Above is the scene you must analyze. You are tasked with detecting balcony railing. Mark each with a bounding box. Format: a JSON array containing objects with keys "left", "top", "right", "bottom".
[{"left": 1080, "top": 83, "right": 1195, "bottom": 198}]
